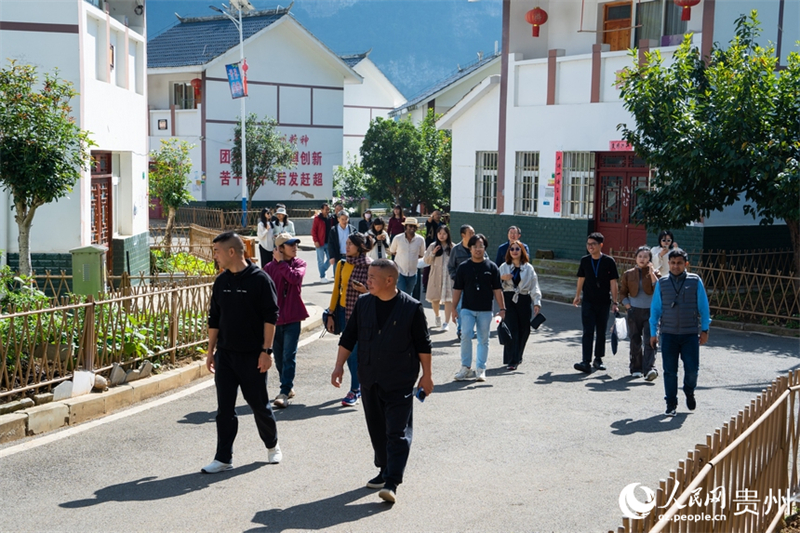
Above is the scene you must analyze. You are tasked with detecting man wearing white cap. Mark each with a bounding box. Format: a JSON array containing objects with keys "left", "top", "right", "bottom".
[{"left": 389, "top": 218, "right": 425, "bottom": 295}]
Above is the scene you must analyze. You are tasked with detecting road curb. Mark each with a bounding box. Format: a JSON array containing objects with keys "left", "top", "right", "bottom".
[{"left": 0, "top": 307, "right": 324, "bottom": 446}]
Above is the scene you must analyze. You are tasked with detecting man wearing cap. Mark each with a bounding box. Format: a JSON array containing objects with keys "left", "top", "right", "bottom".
[
  {"left": 389, "top": 218, "right": 426, "bottom": 295},
  {"left": 264, "top": 233, "right": 309, "bottom": 409},
  {"left": 328, "top": 211, "right": 357, "bottom": 266}
]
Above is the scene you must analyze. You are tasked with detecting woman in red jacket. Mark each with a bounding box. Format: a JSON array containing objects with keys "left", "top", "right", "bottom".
[
  {"left": 263, "top": 233, "right": 309, "bottom": 408},
  {"left": 387, "top": 205, "right": 405, "bottom": 239}
]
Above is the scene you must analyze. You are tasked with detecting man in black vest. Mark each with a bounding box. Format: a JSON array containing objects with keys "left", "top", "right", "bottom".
[{"left": 331, "top": 259, "right": 433, "bottom": 504}]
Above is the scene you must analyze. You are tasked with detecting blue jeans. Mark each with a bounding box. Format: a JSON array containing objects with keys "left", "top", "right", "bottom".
[
  {"left": 316, "top": 246, "right": 330, "bottom": 279},
  {"left": 337, "top": 306, "right": 360, "bottom": 392},
  {"left": 273, "top": 322, "right": 300, "bottom": 396},
  {"left": 460, "top": 309, "right": 492, "bottom": 370},
  {"left": 661, "top": 332, "right": 699, "bottom": 407},
  {"left": 396, "top": 273, "right": 417, "bottom": 295},
  {"left": 456, "top": 297, "right": 462, "bottom": 335}
]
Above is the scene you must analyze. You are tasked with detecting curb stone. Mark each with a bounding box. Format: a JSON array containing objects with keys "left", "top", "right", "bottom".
[{"left": 0, "top": 309, "right": 324, "bottom": 446}]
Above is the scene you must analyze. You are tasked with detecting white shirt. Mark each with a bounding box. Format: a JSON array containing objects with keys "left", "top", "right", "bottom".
[{"left": 389, "top": 232, "right": 426, "bottom": 276}]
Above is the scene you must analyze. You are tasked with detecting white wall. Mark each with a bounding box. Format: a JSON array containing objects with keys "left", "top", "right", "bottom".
[
  {"left": 342, "top": 58, "right": 406, "bottom": 161},
  {"left": 200, "top": 18, "right": 353, "bottom": 203}
]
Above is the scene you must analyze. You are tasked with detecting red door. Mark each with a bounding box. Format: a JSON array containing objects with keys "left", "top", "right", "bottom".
[
  {"left": 90, "top": 152, "right": 113, "bottom": 270},
  {"left": 594, "top": 152, "right": 650, "bottom": 253}
]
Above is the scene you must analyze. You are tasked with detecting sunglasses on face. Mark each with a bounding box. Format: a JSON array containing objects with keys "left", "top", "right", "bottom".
[
  {"left": 510, "top": 247, "right": 521, "bottom": 252},
  {"left": 661, "top": 238, "right": 672, "bottom": 243}
]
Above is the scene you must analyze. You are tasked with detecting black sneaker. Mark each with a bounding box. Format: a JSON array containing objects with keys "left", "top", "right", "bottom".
[
  {"left": 574, "top": 361, "right": 592, "bottom": 374},
  {"left": 665, "top": 404, "right": 677, "bottom": 417},
  {"left": 366, "top": 472, "right": 385, "bottom": 489},
  {"left": 592, "top": 358, "right": 606, "bottom": 371},
  {"left": 686, "top": 394, "right": 696, "bottom": 411},
  {"left": 379, "top": 483, "right": 397, "bottom": 503}
]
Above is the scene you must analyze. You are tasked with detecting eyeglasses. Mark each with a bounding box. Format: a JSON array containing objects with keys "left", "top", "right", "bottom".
[
  {"left": 510, "top": 247, "right": 521, "bottom": 252},
  {"left": 586, "top": 242, "right": 599, "bottom": 247},
  {"left": 661, "top": 238, "right": 673, "bottom": 243}
]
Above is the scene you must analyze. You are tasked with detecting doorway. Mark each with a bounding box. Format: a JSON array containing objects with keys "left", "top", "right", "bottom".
[
  {"left": 594, "top": 152, "right": 651, "bottom": 253},
  {"left": 90, "top": 152, "right": 113, "bottom": 270},
  {"left": 603, "top": 1, "right": 632, "bottom": 51}
]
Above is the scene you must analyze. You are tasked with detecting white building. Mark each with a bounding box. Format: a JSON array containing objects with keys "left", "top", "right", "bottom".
[
  {"left": 147, "top": 5, "right": 362, "bottom": 209},
  {"left": 340, "top": 51, "right": 406, "bottom": 162},
  {"left": 0, "top": 0, "right": 150, "bottom": 275},
  {"left": 391, "top": 51, "right": 501, "bottom": 124},
  {"left": 439, "top": 0, "right": 796, "bottom": 259}
]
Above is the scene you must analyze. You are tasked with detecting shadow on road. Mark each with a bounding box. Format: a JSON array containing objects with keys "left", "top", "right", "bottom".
[
  {"left": 432, "top": 380, "right": 492, "bottom": 394},
  {"left": 178, "top": 405, "right": 253, "bottom": 425},
  {"left": 610, "top": 413, "right": 688, "bottom": 435},
  {"left": 535, "top": 371, "right": 591, "bottom": 384},
  {"left": 274, "top": 399, "right": 357, "bottom": 421},
  {"left": 59, "top": 462, "right": 268, "bottom": 508},
  {"left": 245, "top": 488, "right": 391, "bottom": 532},
  {"left": 584, "top": 375, "right": 658, "bottom": 393}
]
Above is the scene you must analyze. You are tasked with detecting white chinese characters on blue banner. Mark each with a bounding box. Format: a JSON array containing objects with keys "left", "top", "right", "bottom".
[{"left": 225, "top": 64, "right": 247, "bottom": 99}]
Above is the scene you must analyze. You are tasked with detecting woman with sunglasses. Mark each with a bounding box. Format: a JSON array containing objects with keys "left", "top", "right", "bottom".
[
  {"left": 499, "top": 240, "right": 542, "bottom": 370},
  {"left": 650, "top": 230, "right": 678, "bottom": 277},
  {"left": 326, "top": 231, "right": 374, "bottom": 406}
]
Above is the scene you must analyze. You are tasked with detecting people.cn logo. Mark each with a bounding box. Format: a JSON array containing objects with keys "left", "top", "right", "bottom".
[{"left": 619, "top": 483, "right": 657, "bottom": 519}]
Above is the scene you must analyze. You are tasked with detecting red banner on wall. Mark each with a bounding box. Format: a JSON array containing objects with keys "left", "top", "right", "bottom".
[{"left": 553, "top": 151, "right": 563, "bottom": 213}]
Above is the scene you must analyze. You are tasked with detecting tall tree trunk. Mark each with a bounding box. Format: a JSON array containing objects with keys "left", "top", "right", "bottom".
[
  {"left": 14, "top": 202, "right": 37, "bottom": 277},
  {"left": 165, "top": 207, "right": 176, "bottom": 258}
]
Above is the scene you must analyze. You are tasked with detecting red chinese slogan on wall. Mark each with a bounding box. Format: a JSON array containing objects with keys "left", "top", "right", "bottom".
[
  {"left": 217, "top": 134, "right": 323, "bottom": 187},
  {"left": 553, "top": 151, "right": 563, "bottom": 213}
]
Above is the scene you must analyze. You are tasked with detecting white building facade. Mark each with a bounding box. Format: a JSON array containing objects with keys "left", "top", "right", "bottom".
[
  {"left": 439, "top": 0, "right": 796, "bottom": 259},
  {"left": 0, "top": 0, "right": 150, "bottom": 275},
  {"left": 147, "top": 7, "right": 362, "bottom": 210}
]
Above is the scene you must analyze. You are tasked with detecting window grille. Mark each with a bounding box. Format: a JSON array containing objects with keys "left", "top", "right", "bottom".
[
  {"left": 172, "top": 82, "right": 196, "bottom": 110},
  {"left": 475, "top": 151, "right": 498, "bottom": 212},
  {"left": 561, "top": 151, "right": 595, "bottom": 219},
  {"left": 514, "top": 151, "right": 539, "bottom": 216}
]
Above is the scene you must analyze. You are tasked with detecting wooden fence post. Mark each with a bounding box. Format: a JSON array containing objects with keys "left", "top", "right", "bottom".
[
  {"left": 169, "top": 290, "right": 179, "bottom": 365},
  {"left": 83, "top": 296, "right": 96, "bottom": 371}
]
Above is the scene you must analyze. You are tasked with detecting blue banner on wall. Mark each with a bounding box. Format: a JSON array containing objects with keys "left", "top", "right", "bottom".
[{"left": 225, "top": 63, "right": 246, "bottom": 99}]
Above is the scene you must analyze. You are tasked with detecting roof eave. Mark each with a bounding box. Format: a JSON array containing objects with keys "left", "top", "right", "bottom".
[{"left": 437, "top": 75, "right": 500, "bottom": 130}]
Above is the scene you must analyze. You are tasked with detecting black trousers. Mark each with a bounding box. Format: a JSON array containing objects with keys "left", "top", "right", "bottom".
[
  {"left": 361, "top": 383, "right": 414, "bottom": 488},
  {"left": 214, "top": 350, "right": 278, "bottom": 464},
  {"left": 259, "top": 246, "right": 273, "bottom": 266},
  {"left": 503, "top": 293, "right": 532, "bottom": 365},
  {"left": 581, "top": 301, "right": 610, "bottom": 364}
]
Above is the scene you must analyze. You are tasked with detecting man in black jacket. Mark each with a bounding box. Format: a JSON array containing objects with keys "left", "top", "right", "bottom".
[
  {"left": 328, "top": 211, "right": 357, "bottom": 265},
  {"left": 202, "top": 232, "right": 282, "bottom": 474},
  {"left": 331, "top": 259, "right": 433, "bottom": 504}
]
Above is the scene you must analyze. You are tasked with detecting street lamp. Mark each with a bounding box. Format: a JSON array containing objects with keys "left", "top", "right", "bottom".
[{"left": 210, "top": 0, "right": 254, "bottom": 227}]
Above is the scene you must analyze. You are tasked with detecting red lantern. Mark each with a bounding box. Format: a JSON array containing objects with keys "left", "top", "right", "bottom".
[
  {"left": 525, "top": 7, "right": 548, "bottom": 37},
  {"left": 674, "top": 0, "right": 701, "bottom": 21},
  {"left": 190, "top": 77, "right": 202, "bottom": 103}
]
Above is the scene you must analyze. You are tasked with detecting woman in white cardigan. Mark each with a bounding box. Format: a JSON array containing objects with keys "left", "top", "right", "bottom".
[
  {"left": 257, "top": 208, "right": 274, "bottom": 266},
  {"left": 498, "top": 240, "right": 542, "bottom": 370}
]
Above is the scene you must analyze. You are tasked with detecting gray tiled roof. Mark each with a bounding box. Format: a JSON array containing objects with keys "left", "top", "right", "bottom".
[
  {"left": 339, "top": 51, "right": 370, "bottom": 68},
  {"left": 148, "top": 7, "right": 290, "bottom": 69},
  {"left": 390, "top": 51, "right": 501, "bottom": 116}
]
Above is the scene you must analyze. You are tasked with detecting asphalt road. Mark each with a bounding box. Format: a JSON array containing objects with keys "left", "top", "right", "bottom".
[{"left": 1, "top": 248, "right": 798, "bottom": 533}]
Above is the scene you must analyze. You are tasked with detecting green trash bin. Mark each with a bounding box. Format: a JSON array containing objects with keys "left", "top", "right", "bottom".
[{"left": 70, "top": 244, "right": 108, "bottom": 297}]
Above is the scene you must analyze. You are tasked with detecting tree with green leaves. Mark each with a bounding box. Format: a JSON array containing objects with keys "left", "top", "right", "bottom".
[
  {"left": 360, "top": 110, "right": 452, "bottom": 212},
  {"left": 333, "top": 153, "right": 367, "bottom": 209},
  {"left": 618, "top": 12, "right": 800, "bottom": 273},
  {"left": 0, "top": 61, "right": 95, "bottom": 276},
  {"left": 149, "top": 139, "right": 195, "bottom": 254},
  {"left": 230, "top": 114, "right": 296, "bottom": 215}
]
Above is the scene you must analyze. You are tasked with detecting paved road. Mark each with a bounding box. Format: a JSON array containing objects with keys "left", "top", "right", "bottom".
[{"left": 1, "top": 248, "right": 798, "bottom": 532}]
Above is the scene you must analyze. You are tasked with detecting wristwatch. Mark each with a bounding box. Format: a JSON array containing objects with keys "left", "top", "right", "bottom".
[{"left": 261, "top": 348, "right": 274, "bottom": 356}]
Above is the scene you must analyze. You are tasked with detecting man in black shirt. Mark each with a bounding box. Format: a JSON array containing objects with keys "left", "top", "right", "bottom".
[
  {"left": 331, "top": 259, "right": 433, "bottom": 504},
  {"left": 202, "top": 232, "right": 282, "bottom": 474},
  {"left": 573, "top": 232, "right": 619, "bottom": 373}
]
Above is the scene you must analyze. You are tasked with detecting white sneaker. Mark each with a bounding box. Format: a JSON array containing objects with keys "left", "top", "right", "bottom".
[
  {"left": 442, "top": 322, "right": 450, "bottom": 332},
  {"left": 631, "top": 372, "right": 643, "bottom": 379},
  {"left": 454, "top": 366, "right": 476, "bottom": 381},
  {"left": 273, "top": 393, "right": 290, "bottom": 409},
  {"left": 434, "top": 316, "right": 442, "bottom": 328},
  {"left": 645, "top": 369, "right": 659, "bottom": 382},
  {"left": 201, "top": 460, "right": 232, "bottom": 474},
  {"left": 475, "top": 368, "right": 487, "bottom": 382},
  {"left": 268, "top": 443, "right": 282, "bottom": 464}
]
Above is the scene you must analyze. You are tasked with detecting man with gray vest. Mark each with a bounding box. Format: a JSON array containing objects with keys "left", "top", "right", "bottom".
[
  {"left": 331, "top": 259, "right": 433, "bottom": 504},
  {"left": 649, "top": 248, "right": 710, "bottom": 417}
]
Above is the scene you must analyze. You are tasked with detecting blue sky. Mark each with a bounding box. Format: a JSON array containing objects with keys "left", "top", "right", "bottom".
[{"left": 146, "top": 0, "right": 503, "bottom": 98}]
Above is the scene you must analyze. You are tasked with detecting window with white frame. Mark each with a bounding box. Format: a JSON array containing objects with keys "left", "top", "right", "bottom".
[
  {"left": 561, "top": 151, "right": 595, "bottom": 219},
  {"left": 514, "top": 151, "right": 539, "bottom": 216},
  {"left": 634, "top": 0, "right": 688, "bottom": 47},
  {"left": 172, "top": 82, "right": 196, "bottom": 110},
  {"left": 475, "top": 151, "right": 498, "bottom": 212}
]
